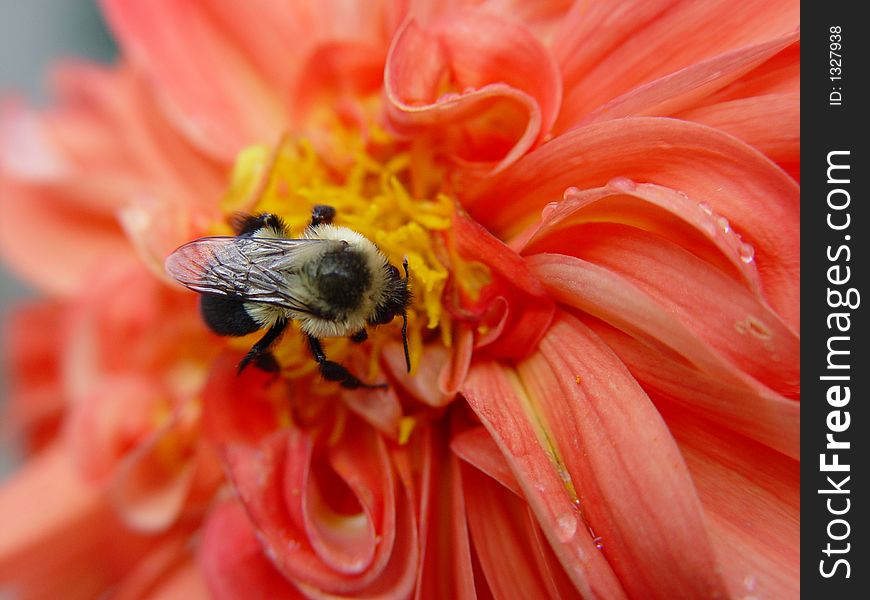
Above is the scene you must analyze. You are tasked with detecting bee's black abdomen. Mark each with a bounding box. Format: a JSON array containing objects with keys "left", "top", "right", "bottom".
[{"left": 200, "top": 294, "right": 261, "bottom": 336}]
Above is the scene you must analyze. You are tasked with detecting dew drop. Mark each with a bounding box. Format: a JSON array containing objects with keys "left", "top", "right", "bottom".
[
  {"left": 555, "top": 513, "right": 578, "bottom": 542},
  {"left": 437, "top": 92, "right": 460, "bottom": 103},
  {"left": 738, "top": 242, "right": 755, "bottom": 264},
  {"left": 697, "top": 201, "right": 713, "bottom": 215},
  {"left": 563, "top": 186, "right": 580, "bottom": 201},
  {"left": 542, "top": 201, "right": 560, "bottom": 220},
  {"left": 717, "top": 216, "right": 731, "bottom": 233},
  {"left": 606, "top": 176, "right": 636, "bottom": 192},
  {"left": 593, "top": 536, "right": 604, "bottom": 550}
]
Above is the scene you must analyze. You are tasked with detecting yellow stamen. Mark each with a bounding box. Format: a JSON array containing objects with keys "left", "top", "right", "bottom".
[{"left": 220, "top": 133, "right": 490, "bottom": 382}]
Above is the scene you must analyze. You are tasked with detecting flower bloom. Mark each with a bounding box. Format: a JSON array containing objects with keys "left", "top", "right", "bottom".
[{"left": 1, "top": 1, "right": 799, "bottom": 598}]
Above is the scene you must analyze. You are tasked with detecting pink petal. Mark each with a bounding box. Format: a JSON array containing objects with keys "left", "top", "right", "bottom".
[
  {"left": 462, "top": 313, "right": 731, "bottom": 598},
  {"left": 101, "top": 0, "right": 286, "bottom": 160},
  {"left": 385, "top": 10, "right": 561, "bottom": 172},
  {"left": 526, "top": 227, "right": 799, "bottom": 399},
  {"left": 552, "top": 0, "right": 799, "bottom": 127},
  {"left": 568, "top": 31, "right": 798, "bottom": 129},
  {"left": 468, "top": 117, "right": 800, "bottom": 328},
  {"left": 661, "top": 406, "right": 800, "bottom": 598},
  {"left": 199, "top": 499, "right": 302, "bottom": 599},
  {"left": 585, "top": 316, "right": 799, "bottom": 459}
]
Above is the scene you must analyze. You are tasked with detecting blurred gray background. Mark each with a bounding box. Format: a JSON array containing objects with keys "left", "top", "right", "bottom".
[{"left": 0, "top": 0, "right": 116, "bottom": 476}]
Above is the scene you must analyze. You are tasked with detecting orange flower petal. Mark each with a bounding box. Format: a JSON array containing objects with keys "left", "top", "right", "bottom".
[
  {"left": 462, "top": 313, "right": 731, "bottom": 598},
  {"left": 0, "top": 177, "right": 131, "bottom": 295},
  {"left": 101, "top": 0, "right": 286, "bottom": 159},
  {"left": 450, "top": 211, "right": 554, "bottom": 359},
  {"left": 661, "top": 406, "right": 800, "bottom": 598},
  {"left": 552, "top": 0, "right": 799, "bottom": 127},
  {"left": 518, "top": 182, "right": 767, "bottom": 300},
  {"left": 679, "top": 93, "right": 800, "bottom": 179},
  {"left": 468, "top": 117, "right": 800, "bottom": 328},
  {"left": 461, "top": 365, "right": 623, "bottom": 598},
  {"left": 450, "top": 426, "right": 521, "bottom": 497},
  {"left": 0, "top": 444, "right": 160, "bottom": 597},
  {"left": 385, "top": 9, "right": 561, "bottom": 172},
  {"left": 585, "top": 316, "right": 799, "bottom": 459},
  {"left": 415, "top": 425, "right": 476, "bottom": 599},
  {"left": 462, "top": 464, "right": 571, "bottom": 598},
  {"left": 526, "top": 225, "right": 799, "bottom": 398},
  {"left": 223, "top": 421, "right": 417, "bottom": 596},
  {"left": 566, "top": 31, "right": 798, "bottom": 129}
]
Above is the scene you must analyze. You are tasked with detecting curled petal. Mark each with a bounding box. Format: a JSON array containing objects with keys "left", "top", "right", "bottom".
[
  {"left": 462, "top": 313, "right": 731, "bottom": 599},
  {"left": 223, "top": 419, "right": 417, "bottom": 596},
  {"left": 385, "top": 10, "right": 561, "bottom": 172},
  {"left": 519, "top": 182, "right": 766, "bottom": 298},
  {"left": 468, "top": 118, "right": 800, "bottom": 328}
]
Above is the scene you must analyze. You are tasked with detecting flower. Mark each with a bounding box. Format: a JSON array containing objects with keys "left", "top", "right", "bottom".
[{"left": 1, "top": 1, "right": 799, "bottom": 598}]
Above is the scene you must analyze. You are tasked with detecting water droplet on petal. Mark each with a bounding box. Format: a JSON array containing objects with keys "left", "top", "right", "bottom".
[
  {"left": 606, "top": 176, "right": 636, "bottom": 192},
  {"left": 738, "top": 242, "right": 755, "bottom": 263},
  {"left": 563, "top": 186, "right": 580, "bottom": 201},
  {"left": 437, "top": 92, "right": 460, "bottom": 103},
  {"left": 555, "top": 513, "right": 578, "bottom": 542},
  {"left": 593, "top": 536, "right": 604, "bottom": 550},
  {"left": 717, "top": 216, "right": 731, "bottom": 233},
  {"left": 542, "top": 201, "right": 560, "bottom": 221},
  {"left": 698, "top": 201, "right": 713, "bottom": 215}
]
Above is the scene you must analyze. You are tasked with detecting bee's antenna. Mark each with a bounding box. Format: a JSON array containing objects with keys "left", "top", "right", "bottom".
[{"left": 402, "top": 258, "right": 411, "bottom": 373}]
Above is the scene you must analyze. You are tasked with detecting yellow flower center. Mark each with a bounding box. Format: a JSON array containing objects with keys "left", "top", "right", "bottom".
[{"left": 215, "top": 131, "right": 488, "bottom": 386}]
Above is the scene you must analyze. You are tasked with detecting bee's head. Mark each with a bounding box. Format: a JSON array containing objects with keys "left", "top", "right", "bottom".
[{"left": 369, "top": 258, "right": 412, "bottom": 371}]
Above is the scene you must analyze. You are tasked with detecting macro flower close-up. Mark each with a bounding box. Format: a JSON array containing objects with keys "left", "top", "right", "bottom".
[{"left": 1, "top": 0, "right": 799, "bottom": 598}]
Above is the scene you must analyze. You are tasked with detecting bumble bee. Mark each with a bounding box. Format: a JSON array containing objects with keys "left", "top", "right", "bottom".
[{"left": 164, "top": 205, "right": 411, "bottom": 389}]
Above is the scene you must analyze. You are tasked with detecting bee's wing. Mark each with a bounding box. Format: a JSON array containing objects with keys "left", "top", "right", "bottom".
[{"left": 165, "top": 236, "right": 332, "bottom": 311}]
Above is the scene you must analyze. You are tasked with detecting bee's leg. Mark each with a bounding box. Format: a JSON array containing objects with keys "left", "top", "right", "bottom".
[
  {"left": 310, "top": 205, "right": 336, "bottom": 227},
  {"left": 238, "top": 319, "right": 288, "bottom": 374},
  {"left": 349, "top": 329, "right": 368, "bottom": 343},
  {"left": 307, "top": 335, "right": 387, "bottom": 390}
]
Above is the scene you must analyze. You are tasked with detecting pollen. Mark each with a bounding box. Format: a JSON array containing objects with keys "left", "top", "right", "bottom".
[{"left": 219, "top": 133, "right": 488, "bottom": 379}]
